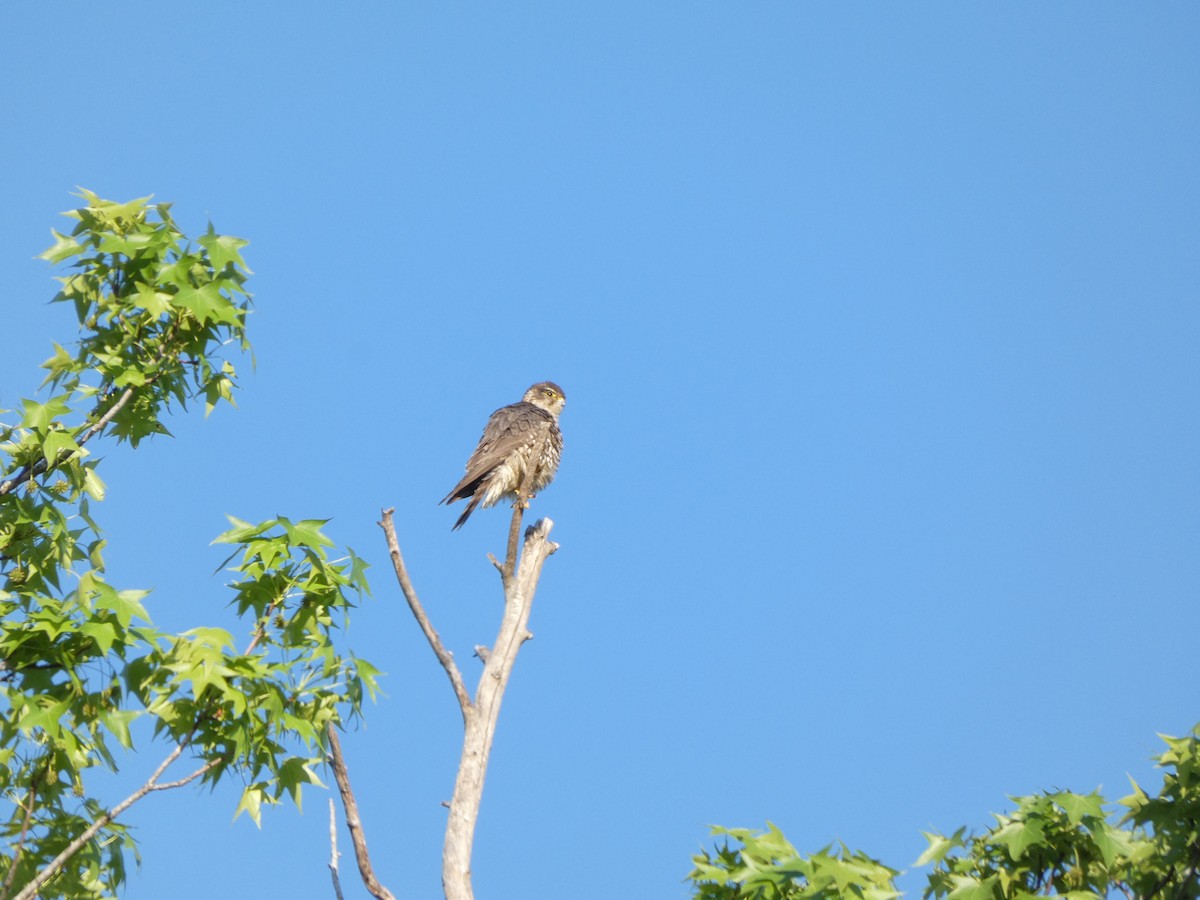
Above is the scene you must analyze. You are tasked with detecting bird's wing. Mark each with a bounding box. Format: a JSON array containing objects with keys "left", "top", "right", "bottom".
[{"left": 441, "top": 403, "right": 554, "bottom": 503}]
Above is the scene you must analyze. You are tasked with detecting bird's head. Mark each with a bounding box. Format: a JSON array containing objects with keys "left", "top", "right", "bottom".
[{"left": 524, "top": 381, "right": 566, "bottom": 416}]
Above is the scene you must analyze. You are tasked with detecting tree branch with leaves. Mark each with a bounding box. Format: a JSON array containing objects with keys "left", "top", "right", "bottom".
[{"left": 0, "top": 193, "right": 377, "bottom": 900}]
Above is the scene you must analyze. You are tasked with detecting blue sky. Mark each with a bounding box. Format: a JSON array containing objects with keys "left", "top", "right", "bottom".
[{"left": 2, "top": 4, "right": 1199, "bottom": 898}]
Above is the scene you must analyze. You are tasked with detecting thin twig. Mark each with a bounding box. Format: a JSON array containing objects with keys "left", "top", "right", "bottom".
[
  {"left": 148, "top": 759, "right": 220, "bottom": 792},
  {"left": 326, "top": 724, "right": 394, "bottom": 900},
  {"left": 11, "top": 739, "right": 212, "bottom": 900},
  {"left": 0, "top": 385, "right": 136, "bottom": 496},
  {"left": 0, "top": 771, "right": 43, "bottom": 900},
  {"left": 378, "top": 507, "right": 471, "bottom": 715},
  {"left": 14, "top": 595, "right": 264, "bottom": 899},
  {"left": 500, "top": 466, "right": 538, "bottom": 587},
  {"left": 243, "top": 597, "right": 284, "bottom": 657},
  {"left": 0, "top": 315, "right": 185, "bottom": 498},
  {"left": 328, "top": 798, "right": 345, "bottom": 900}
]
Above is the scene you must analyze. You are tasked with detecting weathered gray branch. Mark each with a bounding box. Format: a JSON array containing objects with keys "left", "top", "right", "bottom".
[
  {"left": 380, "top": 508, "right": 471, "bottom": 716},
  {"left": 442, "top": 513, "right": 558, "bottom": 900},
  {"left": 376, "top": 496, "right": 558, "bottom": 900},
  {"left": 327, "top": 725, "right": 393, "bottom": 900},
  {"left": 10, "top": 741, "right": 217, "bottom": 900},
  {"left": 328, "top": 799, "right": 346, "bottom": 900}
]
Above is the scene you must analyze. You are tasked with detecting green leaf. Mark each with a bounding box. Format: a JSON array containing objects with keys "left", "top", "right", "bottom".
[
  {"left": 100, "top": 708, "right": 139, "bottom": 749},
  {"left": 40, "top": 341, "right": 77, "bottom": 378},
  {"left": 916, "top": 829, "right": 967, "bottom": 866},
  {"left": 992, "top": 815, "right": 1044, "bottom": 860},
  {"left": 84, "top": 466, "right": 106, "bottom": 500},
  {"left": 233, "top": 784, "right": 265, "bottom": 827},
  {"left": 132, "top": 280, "right": 174, "bottom": 316},
  {"left": 173, "top": 283, "right": 237, "bottom": 325},
  {"left": 21, "top": 396, "right": 71, "bottom": 431},
  {"left": 1086, "top": 818, "right": 1135, "bottom": 867},
  {"left": 1051, "top": 791, "right": 1105, "bottom": 824},
  {"left": 42, "top": 429, "right": 83, "bottom": 465},
  {"left": 197, "top": 228, "right": 251, "bottom": 274},
  {"left": 213, "top": 516, "right": 273, "bottom": 545},
  {"left": 93, "top": 584, "right": 151, "bottom": 627},
  {"left": 79, "top": 618, "right": 120, "bottom": 654},
  {"left": 40, "top": 228, "right": 83, "bottom": 264},
  {"left": 281, "top": 518, "right": 334, "bottom": 549},
  {"left": 276, "top": 757, "right": 322, "bottom": 808},
  {"left": 946, "top": 874, "right": 998, "bottom": 900}
]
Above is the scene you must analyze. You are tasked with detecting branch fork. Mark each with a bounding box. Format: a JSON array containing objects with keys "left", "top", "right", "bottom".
[{"left": 336, "top": 496, "right": 557, "bottom": 900}]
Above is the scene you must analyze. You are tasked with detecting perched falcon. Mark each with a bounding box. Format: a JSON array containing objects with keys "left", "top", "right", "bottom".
[{"left": 440, "top": 381, "right": 566, "bottom": 530}]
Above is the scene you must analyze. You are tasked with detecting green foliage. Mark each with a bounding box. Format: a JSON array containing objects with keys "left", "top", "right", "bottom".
[
  {"left": 0, "top": 194, "right": 376, "bottom": 899},
  {"left": 691, "top": 728, "right": 1200, "bottom": 900},
  {"left": 1120, "top": 727, "right": 1200, "bottom": 899},
  {"left": 919, "top": 791, "right": 1147, "bottom": 898},
  {"left": 689, "top": 823, "right": 900, "bottom": 899}
]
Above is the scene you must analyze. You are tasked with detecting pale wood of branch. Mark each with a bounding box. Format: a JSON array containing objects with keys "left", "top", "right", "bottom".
[
  {"left": 0, "top": 773, "right": 41, "bottom": 900},
  {"left": 14, "top": 599, "right": 270, "bottom": 900},
  {"left": 379, "top": 507, "right": 472, "bottom": 716},
  {"left": 10, "top": 745, "right": 216, "bottom": 900},
  {"left": 326, "top": 725, "right": 395, "bottom": 900},
  {"left": 0, "top": 384, "right": 137, "bottom": 496},
  {"left": 442, "top": 515, "right": 558, "bottom": 900},
  {"left": 1, "top": 318, "right": 184, "bottom": 498},
  {"left": 328, "top": 798, "right": 346, "bottom": 900},
  {"left": 501, "top": 465, "right": 539, "bottom": 586}
]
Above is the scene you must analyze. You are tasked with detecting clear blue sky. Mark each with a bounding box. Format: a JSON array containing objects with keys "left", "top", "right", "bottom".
[{"left": 2, "top": 4, "right": 1198, "bottom": 898}]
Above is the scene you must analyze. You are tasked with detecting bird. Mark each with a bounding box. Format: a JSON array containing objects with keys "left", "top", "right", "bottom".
[{"left": 440, "top": 381, "right": 566, "bottom": 530}]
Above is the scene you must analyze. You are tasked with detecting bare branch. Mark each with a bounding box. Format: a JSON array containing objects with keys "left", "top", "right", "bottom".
[
  {"left": 500, "top": 466, "right": 538, "bottom": 586},
  {"left": 380, "top": 490, "right": 559, "bottom": 900},
  {"left": 442, "top": 517, "right": 557, "bottom": 900},
  {"left": 148, "top": 758, "right": 220, "bottom": 792},
  {"left": 11, "top": 736, "right": 211, "bottom": 900},
  {"left": 378, "top": 507, "right": 471, "bottom": 716},
  {"left": 326, "top": 724, "right": 395, "bottom": 900},
  {"left": 328, "top": 798, "right": 346, "bottom": 900},
  {"left": 0, "top": 771, "right": 42, "bottom": 900}
]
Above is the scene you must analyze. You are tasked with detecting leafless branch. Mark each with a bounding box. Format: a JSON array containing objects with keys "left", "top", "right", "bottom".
[
  {"left": 148, "top": 758, "right": 220, "bottom": 792},
  {"left": 326, "top": 724, "right": 394, "bottom": 900},
  {"left": 378, "top": 486, "right": 558, "bottom": 900},
  {"left": 442, "top": 514, "right": 558, "bottom": 900},
  {"left": 378, "top": 507, "right": 471, "bottom": 715},
  {"left": 328, "top": 799, "right": 346, "bottom": 900},
  {"left": 0, "top": 771, "right": 42, "bottom": 900},
  {"left": 500, "top": 466, "right": 538, "bottom": 586},
  {"left": 11, "top": 737, "right": 214, "bottom": 900}
]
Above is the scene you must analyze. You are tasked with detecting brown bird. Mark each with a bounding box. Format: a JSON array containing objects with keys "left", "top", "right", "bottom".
[{"left": 440, "top": 382, "right": 566, "bottom": 530}]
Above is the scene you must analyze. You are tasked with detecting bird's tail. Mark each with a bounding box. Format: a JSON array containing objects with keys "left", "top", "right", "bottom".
[{"left": 451, "top": 496, "right": 481, "bottom": 530}]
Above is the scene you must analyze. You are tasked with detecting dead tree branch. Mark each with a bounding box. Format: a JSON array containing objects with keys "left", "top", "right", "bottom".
[
  {"left": 501, "top": 466, "right": 538, "bottom": 586},
  {"left": 441, "top": 512, "right": 558, "bottom": 900},
  {"left": 10, "top": 741, "right": 217, "bottom": 900},
  {"left": 380, "top": 508, "right": 471, "bottom": 716},
  {"left": 328, "top": 799, "right": 346, "bottom": 900},
  {"left": 326, "top": 725, "right": 393, "bottom": 900},
  {"left": 371, "top": 495, "right": 558, "bottom": 900}
]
